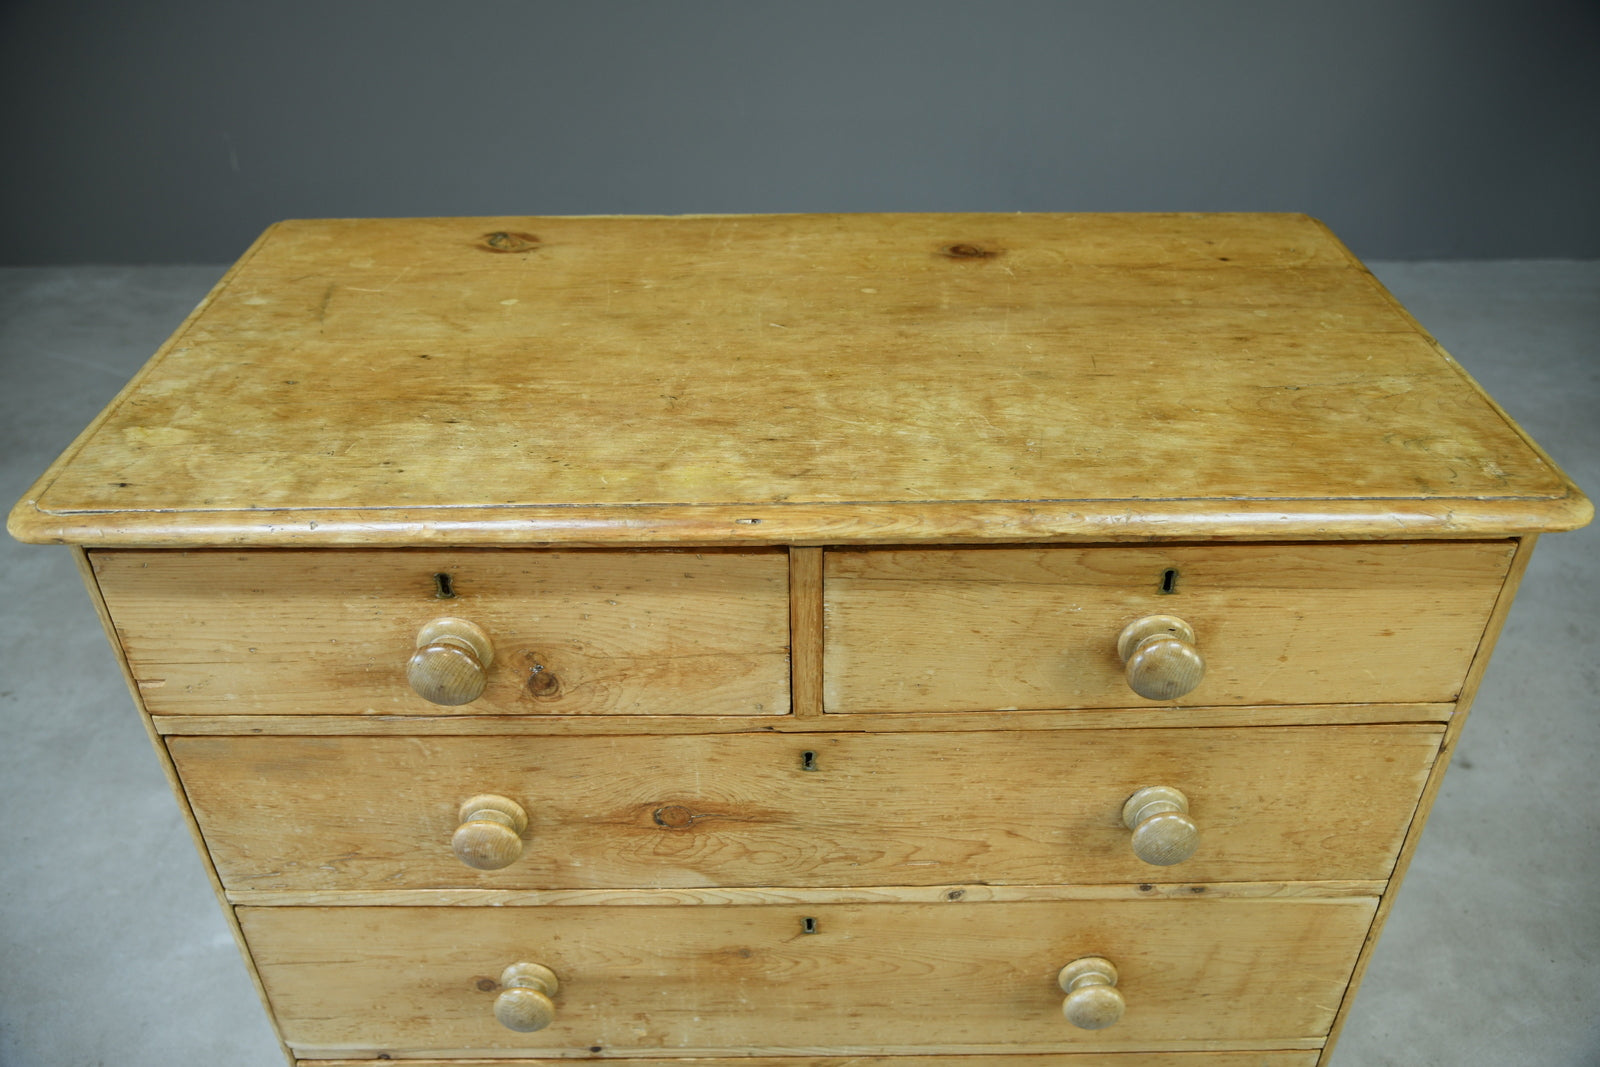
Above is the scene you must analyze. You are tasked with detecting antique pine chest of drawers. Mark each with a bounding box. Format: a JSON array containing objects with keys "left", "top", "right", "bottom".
[{"left": 9, "top": 213, "right": 1590, "bottom": 1067}]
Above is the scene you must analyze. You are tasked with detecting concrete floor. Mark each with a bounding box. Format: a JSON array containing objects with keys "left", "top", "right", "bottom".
[{"left": 0, "top": 262, "right": 1595, "bottom": 1066}]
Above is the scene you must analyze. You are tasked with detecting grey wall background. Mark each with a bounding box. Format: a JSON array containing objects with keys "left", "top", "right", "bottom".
[{"left": 1, "top": 0, "right": 1597, "bottom": 265}]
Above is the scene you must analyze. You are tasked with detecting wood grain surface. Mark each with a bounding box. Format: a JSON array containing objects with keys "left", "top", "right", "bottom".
[
  {"left": 10, "top": 214, "right": 1588, "bottom": 546},
  {"left": 71, "top": 550, "right": 300, "bottom": 1064},
  {"left": 226, "top": 881, "right": 1387, "bottom": 909},
  {"left": 241, "top": 898, "right": 1376, "bottom": 1053},
  {"left": 300, "top": 1054, "right": 1321, "bottom": 1066},
  {"left": 93, "top": 548, "right": 790, "bottom": 716},
  {"left": 824, "top": 541, "right": 1510, "bottom": 712},
  {"left": 1314, "top": 532, "right": 1540, "bottom": 1065},
  {"left": 150, "top": 703, "right": 1458, "bottom": 737},
  {"left": 171, "top": 725, "right": 1440, "bottom": 892},
  {"left": 788, "top": 547, "right": 825, "bottom": 718},
  {"left": 15, "top": 215, "right": 1587, "bottom": 1067}
]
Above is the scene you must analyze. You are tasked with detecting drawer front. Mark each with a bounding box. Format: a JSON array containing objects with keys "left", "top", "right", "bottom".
[
  {"left": 241, "top": 900, "right": 1375, "bottom": 1053},
  {"left": 303, "top": 1057, "right": 1320, "bottom": 1067},
  {"left": 93, "top": 548, "right": 790, "bottom": 716},
  {"left": 824, "top": 542, "right": 1511, "bottom": 713},
  {"left": 175, "top": 725, "right": 1440, "bottom": 891}
]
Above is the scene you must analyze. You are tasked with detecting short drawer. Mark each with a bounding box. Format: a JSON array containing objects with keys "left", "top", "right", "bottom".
[
  {"left": 93, "top": 548, "right": 790, "bottom": 716},
  {"left": 174, "top": 725, "right": 1440, "bottom": 891},
  {"left": 824, "top": 542, "right": 1511, "bottom": 712},
  {"left": 241, "top": 899, "right": 1375, "bottom": 1055}
]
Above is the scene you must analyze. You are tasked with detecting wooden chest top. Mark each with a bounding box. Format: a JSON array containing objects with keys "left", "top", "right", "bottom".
[{"left": 8, "top": 213, "right": 1589, "bottom": 546}]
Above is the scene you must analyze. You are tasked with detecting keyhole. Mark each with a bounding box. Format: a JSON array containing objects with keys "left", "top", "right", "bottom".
[
  {"left": 801, "top": 751, "right": 818, "bottom": 771},
  {"left": 802, "top": 917, "right": 818, "bottom": 934},
  {"left": 434, "top": 572, "right": 456, "bottom": 599},
  {"left": 1159, "top": 568, "right": 1178, "bottom": 595}
]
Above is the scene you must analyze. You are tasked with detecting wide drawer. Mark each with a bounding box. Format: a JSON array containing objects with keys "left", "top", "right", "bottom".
[
  {"left": 824, "top": 542, "right": 1511, "bottom": 712},
  {"left": 174, "top": 725, "right": 1441, "bottom": 891},
  {"left": 92, "top": 548, "right": 790, "bottom": 716},
  {"left": 241, "top": 899, "right": 1376, "bottom": 1055},
  {"left": 302, "top": 1057, "right": 1319, "bottom": 1067}
]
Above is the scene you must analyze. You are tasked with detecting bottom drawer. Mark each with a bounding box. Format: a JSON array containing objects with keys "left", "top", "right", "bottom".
[
  {"left": 241, "top": 899, "right": 1375, "bottom": 1056},
  {"left": 303, "top": 1056, "right": 1321, "bottom": 1066}
]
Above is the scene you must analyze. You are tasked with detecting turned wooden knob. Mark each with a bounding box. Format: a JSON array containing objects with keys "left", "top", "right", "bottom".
[
  {"left": 1117, "top": 614, "right": 1205, "bottom": 700},
  {"left": 452, "top": 794, "right": 528, "bottom": 870},
  {"left": 494, "top": 962, "right": 559, "bottom": 1032},
  {"left": 1122, "top": 785, "right": 1199, "bottom": 865},
  {"left": 1059, "top": 956, "right": 1124, "bottom": 1030},
  {"left": 407, "top": 617, "right": 494, "bottom": 705}
]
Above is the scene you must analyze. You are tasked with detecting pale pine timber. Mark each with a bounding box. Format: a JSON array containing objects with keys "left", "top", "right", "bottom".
[
  {"left": 10, "top": 215, "right": 1592, "bottom": 1067},
  {"left": 823, "top": 541, "right": 1511, "bottom": 712},
  {"left": 301, "top": 1056, "right": 1319, "bottom": 1067},
  {"left": 293, "top": 1042, "right": 1325, "bottom": 1059},
  {"left": 1314, "top": 534, "right": 1539, "bottom": 1065},
  {"left": 149, "top": 702, "right": 1458, "bottom": 736},
  {"left": 9, "top": 214, "right": 1589, "bottom": 548},
  {"left": 788, "top": 547, "right": 824, "bottom": 718},
  {"left": 16, "top": 496, "right": 1588, "bottom": 548},
  {"left": 240, "top": 899, "right": 1376, "bottom": 1053},
  {"left": 226, "top": 881, "right": 1388, "bottom": 908},
  {"left": 170, "top": 725, "right": 1441, "bottom": 892},
  {"left": 69, "top": 550, "right": 299, "bottom": 1067},
  {"left": 301, "top": 1055, "right": 1321, "bottom": 1067},
  {"left": 91, "top": 548, "right": 790, "bottom": 716}
]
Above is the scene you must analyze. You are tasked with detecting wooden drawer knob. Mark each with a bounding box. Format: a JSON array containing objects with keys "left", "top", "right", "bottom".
[
  {"left": 407, "top": 617, "right": 494, "bottom": 706},
  {"left": 1117, "top": 614, "right": 1205, "bottom": 700},
  {"left": 1122, "top": 785, "right": 1199, "bottom": 865},
  {"left": 1059, "top": 956, "right": 1124, "bottom": 1029},
  {"left": 494, "top": 962, "right": 559, "bottom": 1032},
  {"left": 453, "top": 794, "right": 528, "bottom": 870}
]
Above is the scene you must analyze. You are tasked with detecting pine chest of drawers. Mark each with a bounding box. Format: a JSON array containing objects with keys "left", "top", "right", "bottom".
[{"left": 9, "top": 213, "right": 1590, "bottom": 1066}]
